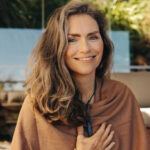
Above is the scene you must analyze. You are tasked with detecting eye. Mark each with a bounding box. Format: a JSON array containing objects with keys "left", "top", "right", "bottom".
[
  {"left": 68, "top": 37, "right": 77, "bottom": 43},
  {"left": 89, "top": 36, "right": 99, "bottom": 40}
]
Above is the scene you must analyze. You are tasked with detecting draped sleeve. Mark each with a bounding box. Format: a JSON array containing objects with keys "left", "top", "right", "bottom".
[
  {"left": 11, "top": 96, "right": 40, "bottom": 150},
  {"left": 91, "top": 79, "right": 149, "bottom": 150}
]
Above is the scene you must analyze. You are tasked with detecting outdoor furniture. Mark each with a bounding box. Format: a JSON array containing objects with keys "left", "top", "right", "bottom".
[{"left": 0, "top": 91, "right": 25, "bottom": 141}]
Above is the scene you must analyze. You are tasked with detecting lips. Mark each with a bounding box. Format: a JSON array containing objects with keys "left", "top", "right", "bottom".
[{"left": 74, "top": 55, "right": 96, "bottom": 61}]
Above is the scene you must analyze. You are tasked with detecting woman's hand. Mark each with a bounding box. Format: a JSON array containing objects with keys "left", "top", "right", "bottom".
[{"left": 75, "top": 122, "right": 115, "bottom": 150}]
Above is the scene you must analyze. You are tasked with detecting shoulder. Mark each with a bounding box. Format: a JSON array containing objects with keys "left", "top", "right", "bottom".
[
  {"left": 102, "top": 77, "right": 136, "bottom": 103},
  {"left": 16, "top": 95, "right": 36, "bottom": 126},
  {"left": 11, "top": 95, "right": 40, "bottom": 149},
  {"left": 20, "top": 95, "right": 34, "bottom": 113},
  {"left": 103, "top": 77, "right": 129, "bottom": 93}
]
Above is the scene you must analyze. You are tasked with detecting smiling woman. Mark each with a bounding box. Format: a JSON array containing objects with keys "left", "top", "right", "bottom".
[
  {"left": 65, "top": 14, "right": 103, "bottom": 80},
  {"left": 11, "top": 0, "right": 148, "bottom": 150}
]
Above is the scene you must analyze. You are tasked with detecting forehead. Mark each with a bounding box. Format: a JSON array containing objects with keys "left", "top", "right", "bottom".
[{"left": 67, "top": 14, "right": 99, "bottom": 34}]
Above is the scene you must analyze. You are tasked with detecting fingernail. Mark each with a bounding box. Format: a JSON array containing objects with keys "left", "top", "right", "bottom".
[
  {"left": 109, "top": 124, "right": 112, "bottom": 127},
  {"left": 102, "top": 122, "right": 106, "bottom": 126}
]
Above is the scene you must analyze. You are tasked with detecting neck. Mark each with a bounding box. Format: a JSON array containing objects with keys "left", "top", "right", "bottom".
[{"left": 73, "top": 73, "right": 96, "bottom": 104}]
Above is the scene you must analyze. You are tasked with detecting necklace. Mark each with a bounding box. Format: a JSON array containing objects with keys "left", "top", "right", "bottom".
[
  {"left": 79, "top": 79, "right": 97, "bottom": 106},
  {"left": 82, "top": 79, "right": 97, "bottom": 137},
  {"left": 85, "top": 79, "right": 97, "bottom": 107}
]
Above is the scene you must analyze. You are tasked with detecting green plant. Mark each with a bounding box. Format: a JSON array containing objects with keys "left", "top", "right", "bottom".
[
  {"left": 0, "top": 0, "right": 69, "bottom": 28},
  {"left": 87, "top": 0, "right": 150, "bottom": 65}
]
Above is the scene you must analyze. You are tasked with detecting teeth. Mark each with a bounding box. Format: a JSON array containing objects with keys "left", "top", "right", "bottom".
[{"left": 77, "top": 56, "right": 94, "bottom": 61}]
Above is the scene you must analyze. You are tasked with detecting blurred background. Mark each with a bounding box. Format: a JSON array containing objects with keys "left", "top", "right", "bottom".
[{"left": 0, "top": 0, "right": 150, "bottom": 149}]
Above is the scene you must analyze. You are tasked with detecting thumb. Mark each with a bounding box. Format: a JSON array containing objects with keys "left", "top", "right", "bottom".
[{"left": 77, "top": 126, "right": 84, "bottom": 136}]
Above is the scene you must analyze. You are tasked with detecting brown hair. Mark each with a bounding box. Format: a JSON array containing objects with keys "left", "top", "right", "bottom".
[{"left": 25, "top": 0, "right": 114, "bottom": 125}]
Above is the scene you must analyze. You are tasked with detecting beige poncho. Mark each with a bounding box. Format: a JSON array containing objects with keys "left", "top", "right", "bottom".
[{"left": 11, "top": 79, "right": 148, "bottom": 150}]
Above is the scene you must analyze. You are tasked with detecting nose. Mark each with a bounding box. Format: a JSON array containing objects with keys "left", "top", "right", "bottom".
[{"left": 79, "top": 38, "right": 90, "bottom": 53}]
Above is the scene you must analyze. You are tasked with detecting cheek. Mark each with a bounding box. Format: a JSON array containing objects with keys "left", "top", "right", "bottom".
[
  {"left": 91, "top": 38, "right": 103, "bottom": 50},
  {"left": 65, "top": 46, "right": 71, "bottom": 58},
  {"left": 95, "top": 43, "right": 104, "bottom": 65},
  {"left": 65, "top": 45, "right": 76, "bottom": 56},
  {"left": 64, "top": 48, "right": 75, "bottom": 68},
  {"left": 95, "top": 42, "right": 104, "bottom": 56},
  {"left": 96, "top": 53, "right": 103, "bottom": 67}
]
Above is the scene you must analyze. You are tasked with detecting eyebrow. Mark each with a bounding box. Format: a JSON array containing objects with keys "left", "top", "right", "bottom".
[{"left": 68, "top": 31, "right": 100, "bottom": 37}]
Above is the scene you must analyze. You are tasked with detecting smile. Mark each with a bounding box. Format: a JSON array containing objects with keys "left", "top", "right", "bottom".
[{"left": 74, "top": 56, "right": 96, "bottom": 61}]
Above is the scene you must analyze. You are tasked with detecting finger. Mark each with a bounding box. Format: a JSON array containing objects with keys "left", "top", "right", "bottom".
[
  {"left": 105, "top": 142, "right": 115, "bottom": 150},
  {"left": 101, "top": 124, "right": 112, "bottom": 142},
  {"left": 103, "top": 131, "right": 114, "bottom": 148},
  {"left": 94, "top": 122, "right": 106, "bottom": 137},
  {"left": 77, "top": 126, "right": 84, "bottom": 136}
]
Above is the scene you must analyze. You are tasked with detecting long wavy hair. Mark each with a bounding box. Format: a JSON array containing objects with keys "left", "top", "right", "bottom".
[{"left": 25, "top": 0, "right": 114, "bottom": 126}]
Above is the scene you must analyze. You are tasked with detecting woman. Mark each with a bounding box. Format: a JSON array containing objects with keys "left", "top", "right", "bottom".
[{"left": 11, "top": 1, "right": 148, "bottom": 150}]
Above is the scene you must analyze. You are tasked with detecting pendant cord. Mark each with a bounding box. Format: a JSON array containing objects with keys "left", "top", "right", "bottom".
[
  {"left": 86, "top": 79, "right": 97, "bottom": 109},
  {"left": 83, "top": 79, "right": 97, "bottom": 137}
]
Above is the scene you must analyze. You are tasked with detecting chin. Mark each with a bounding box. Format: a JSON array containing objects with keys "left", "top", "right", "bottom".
[{"left": 72, "top": 69, "right": 96, "bottom": 76}]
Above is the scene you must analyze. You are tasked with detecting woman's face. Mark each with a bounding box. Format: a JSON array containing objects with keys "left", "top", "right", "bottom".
[{"left": 65, "top": 14, "right": 104, "bottom": 77}]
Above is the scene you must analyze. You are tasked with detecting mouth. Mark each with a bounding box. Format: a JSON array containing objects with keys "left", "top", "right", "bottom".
[{"left": 74, "top": 55, "right": 96, "bottom": 61}]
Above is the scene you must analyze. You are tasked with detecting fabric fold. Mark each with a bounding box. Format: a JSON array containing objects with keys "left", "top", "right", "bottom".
[{"left": 11, "top": 79, "right": 148, "bottom": 150}]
